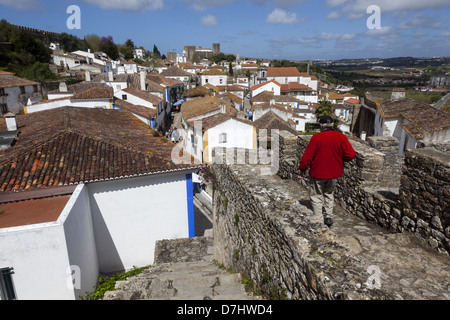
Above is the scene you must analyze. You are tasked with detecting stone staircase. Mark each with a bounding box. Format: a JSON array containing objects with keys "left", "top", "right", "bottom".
[{"left": 103, "top": 236, "right": 260, "bottom": 300}]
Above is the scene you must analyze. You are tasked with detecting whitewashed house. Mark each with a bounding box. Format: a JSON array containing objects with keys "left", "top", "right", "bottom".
[
  {"left": 374, "top": 91, "right": 450, "bottom": 155},
  {"left": 25, "top": 87, "right": 114, "bottom": 114},
  {"left": 184, "top": 113, "right": 256, "bottom": 163},
  {"left": 0, "top": 107, "right": 198, "bottom": 300},
  {"left": 199, "top": 68, "right": 228, "bottom": 86},
  {"left": 0, "top": 71, "right": 43, "bottom": 114},
  {"left": 250, "top": 80, "right": 281, "bottom": 97}
]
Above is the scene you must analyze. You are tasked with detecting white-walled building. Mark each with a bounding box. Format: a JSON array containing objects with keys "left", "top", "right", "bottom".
[
  {"left": 199, "top": 68, "right": 228, "bottom": 87},
  {"left": 183, "top": 113, "right": 256, "bottom": 163},
  {"left": 25, "top": 87, "right": 114, "bottom": 114},
  {"left": 250, "top": 80, "right": 281, "bottom": 97},
  {"left": 374, "top": 96, "right": 450, "bottom": 155},
  {"left": 0, "top": 71, "right": 43, "bottom": 114},
  {"left": 0, "top": 107, "right": 198, "bottom": 300}
]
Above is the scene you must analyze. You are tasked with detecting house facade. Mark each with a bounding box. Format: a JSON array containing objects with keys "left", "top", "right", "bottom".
[
  {"left": 374, "top": 95, "right": 450, "bottom": 155},
  {"left": 199, "top": 68, "right": 228, "bottom": 86},
  {"left": 0, "top": 107, "right": 198, "bottom": 300},
  {"left": 0, "top": 71, "right": 43, "bottom": 114}
]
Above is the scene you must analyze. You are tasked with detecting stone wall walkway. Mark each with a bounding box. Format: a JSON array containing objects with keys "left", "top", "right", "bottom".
[{"left": 231, "top": 164, "right": 450, "bottom": 299}]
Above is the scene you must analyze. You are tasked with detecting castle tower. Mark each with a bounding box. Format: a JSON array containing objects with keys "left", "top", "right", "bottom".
[{"left": 213, "top": 43, "right": 220, "bottom": 54}]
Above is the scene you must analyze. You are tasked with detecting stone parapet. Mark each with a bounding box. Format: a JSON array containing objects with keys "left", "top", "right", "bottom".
[
  {"left": 400, "top": 147, "right": 450, "bottom": 254},
  {"left": 212, "top": 162, "right": 390, "bottom": 300}
]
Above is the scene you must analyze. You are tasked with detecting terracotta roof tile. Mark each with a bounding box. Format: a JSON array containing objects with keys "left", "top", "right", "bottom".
[
  {"left": 71, "top": 87, "right": 113, "bottom": 100},
  {"left": 378, "top": 98, "right": 450, "bottom": 138},
  {"left": 180, "top": 96, "right": 235, "bottom": 120},
  {"left": 266, "top": 67, "right": 302, "bottom": 77},
  {"left": 123, "top": 87, "right": 163, "bottom": 105},
  {"left": 0, "top": 73, "right": 39, "bottom": 88},
  {"left": 0, "top": 107, "right": 195, "bottom": 192}
]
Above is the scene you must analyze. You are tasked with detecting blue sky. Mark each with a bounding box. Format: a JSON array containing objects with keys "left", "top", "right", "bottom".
[{"left": 1, "top": 0, "right": 450, "bottom": 60}]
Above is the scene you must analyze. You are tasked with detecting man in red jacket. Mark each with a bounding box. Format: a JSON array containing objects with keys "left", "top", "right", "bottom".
[{"left": 298, "top": 115, "right": 356, "bottom": 227}]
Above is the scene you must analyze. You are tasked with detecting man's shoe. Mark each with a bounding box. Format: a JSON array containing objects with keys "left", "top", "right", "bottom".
[{"left": 324, "top": 218, "right": 333, "bottom": 228}]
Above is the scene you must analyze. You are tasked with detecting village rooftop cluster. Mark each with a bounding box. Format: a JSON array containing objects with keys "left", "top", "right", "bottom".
[{"left": 0, "top": 39, "right": 449, "bottom": 300}]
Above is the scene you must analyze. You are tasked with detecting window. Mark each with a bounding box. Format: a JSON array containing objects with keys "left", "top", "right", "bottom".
[
  {"left": 20, "top": 86, "right": 25, "bottom": 94},
  {"left": 0, "top": 104, "right": 7, "bottom": 114},
  {"left": 219, "top": 133, "right": 227, "bottom": 143},
  {"left": 0, "top": 88, "right": 5, "bottom": 96},
  {"left": 0, "top": 267, "right": 16, "bottom": 300},
  {"left": 122, "top": 94, "right": 127, "bottom": 100},
  {"left": 33, "top": 85, "right": 38, "bottom": 93}
]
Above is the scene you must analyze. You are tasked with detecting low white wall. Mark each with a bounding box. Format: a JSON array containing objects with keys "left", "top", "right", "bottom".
[
  {"left": 61, "top": 184, "right": 99, "bottom": 300},
  {"left": 88, "top": 172, "right": 191, "bottom": 273},
  {"left": 0, "top": 185, "right": 93, "bottom": 300}
]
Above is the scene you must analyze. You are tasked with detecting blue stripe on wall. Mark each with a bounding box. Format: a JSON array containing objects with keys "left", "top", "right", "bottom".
[{"left": 186, "top": 173, "right": 195, "bottom": 237}]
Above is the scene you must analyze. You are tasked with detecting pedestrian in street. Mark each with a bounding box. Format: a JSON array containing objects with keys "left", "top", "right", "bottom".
[{"left": 298, "top": 115, "right": 356, "bottom": 227}]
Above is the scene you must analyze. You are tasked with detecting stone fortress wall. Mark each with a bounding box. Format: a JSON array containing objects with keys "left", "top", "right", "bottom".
[{"left": 211, "top": 131, "right": 449, "bottom": 299}]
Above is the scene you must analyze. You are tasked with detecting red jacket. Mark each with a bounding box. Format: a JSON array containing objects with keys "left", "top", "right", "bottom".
[{"left": 298, "top": 129, "right": 356, "bottom": 179}]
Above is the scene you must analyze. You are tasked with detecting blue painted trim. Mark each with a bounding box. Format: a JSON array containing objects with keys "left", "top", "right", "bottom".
[{"left": 186, "top": 173, "right": 195, "bottom": 237}]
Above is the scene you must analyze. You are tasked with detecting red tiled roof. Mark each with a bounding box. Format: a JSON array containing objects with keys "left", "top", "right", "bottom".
[
  {"left": 280, "top": 82, "right": 313, "bottom": 93},
  {"left": 266, "top": 67, "right": 302, "bottom": 77},
  {"left": 123, "top": 87, "right": 163, "bottom": 105},
  {"left": 0, "top": 73, "right": 39, "bottom": 88},
  {"left": 250, "top": 80, "right": 281, "bottom": 91},
  {"left": 71, "top": 87, "right": 113, "bottom": 100},
  {"left": 0, "top": 107, "right": 195, "bottom": 192}
]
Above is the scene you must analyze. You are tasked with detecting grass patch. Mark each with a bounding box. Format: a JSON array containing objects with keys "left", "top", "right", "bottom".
[{"left": 80, "top": 265, "right": 150, "bottom": 300}]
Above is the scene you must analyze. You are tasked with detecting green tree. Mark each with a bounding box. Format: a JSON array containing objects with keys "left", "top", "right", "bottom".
[
  {"left": 58, "top": 32, "right": 88, "bottom": 52},
  {"left": 125, "top": 39, "right": 134, "bottom": 48},
  {"left": 153, "top": 44, "right": 161, "bottom": 59},
  {"left": 315, "top": 100, "right": 333, "bottom": 119},
  {"left": 100, "top": 36, "right": 119, "bottom": 60},
  {"left": 118, "top": 44, "right": 133, "bottom": 60},
  {"left": 85, "top": 34, "right": 101, "bottom": 52}
]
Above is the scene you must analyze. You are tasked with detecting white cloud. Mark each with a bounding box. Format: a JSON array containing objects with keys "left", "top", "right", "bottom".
[
  {"left": 266, "top": 8, "right": 301, "bottom": 24},
  {"left": 327, "top": 11, "right": 340, "bottom": 19},
  {"left": 200, "top": 15, "right": 219, "bottom": 26},
  {"left": 81, "top": 0, "right": 163, "bottom": 11},
  {"left": 0, "top": 0, "right": 41, "bottom": 11},
  {"left": 398, "top": 14, "right": 444, "bottom": 29},
  {"left": 326, "top": 0, "right": 450, "bottom": 19},
  {"left": 179, "top": 0, "right": 234, "bottom": 11}
]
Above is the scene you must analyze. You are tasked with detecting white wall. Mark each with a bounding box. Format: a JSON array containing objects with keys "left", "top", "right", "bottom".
[
  {"left": 205, "top": 119, "right": 255, "bottom": 162},
  {"left": 201, "top": 75, "right": 227, "bottom": 86},
  {"left": 25, "top": 99, "right": 111, "bottom": 114},
  {"left": 2, "top": 85, "right": 42, "bottom": 114},
  {"left": 0, "top": 185, "right": 96, "bottom": 300},
  {"left": 252, "top": 82, "right": 280, "bottom": 97},
  {"left": 88, "top": 172, "right": 191, "bottom": 273},
  {"left": 61, "top": 184, "right": 99, "bottom": 300},
  {"left": 115, "top": 90, "right": 155, "bottom": 109}
]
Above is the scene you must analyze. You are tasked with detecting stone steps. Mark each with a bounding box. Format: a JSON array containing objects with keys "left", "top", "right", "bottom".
[{"left": 103, "top": 261, "right": 258, "bottom": 300}]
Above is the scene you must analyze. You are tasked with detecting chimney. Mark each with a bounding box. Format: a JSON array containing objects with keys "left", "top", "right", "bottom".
[
  {"left": 270, "top": 99, "right": 275, "bottom": 106},
  {"left": 220, "top": 103, "right": 226, "bottom": 113},
  {"left": 59, "top": 82, "right": 68, "bottom": 93},
  {"left": 85, "top": 70, "right": 91, "bottom": 82},
  {"left": 4, "top": 112, "right": 17, "bottom": 131},
  {"left": 391, "top": 88, "right": 406, "bottom": 101},
  {"left": 140, "top": 69, "right": 147, "bottom": 91},
  {"left": 108, "top": 71, "right": 114, "bottom": 82}
]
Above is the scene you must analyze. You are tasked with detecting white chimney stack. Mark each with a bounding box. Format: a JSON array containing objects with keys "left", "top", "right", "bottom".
[
  {"left": 85, "top": 70, "right": 91, "bottom": 82},
  {"left": 220, "top": 103, "right": 226, "bottom": 114},
  {"left": 140, "top": 69, "right": 147, "bottom": 91},
  {"left": 59, "top": 82, "right": 68, "bottom": 93},
  {"left": 4, "top": 113, "right": 17, "bottom": 131},
  {"left": 108, "top": 71, "right": 114, "bottom": 82}
]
